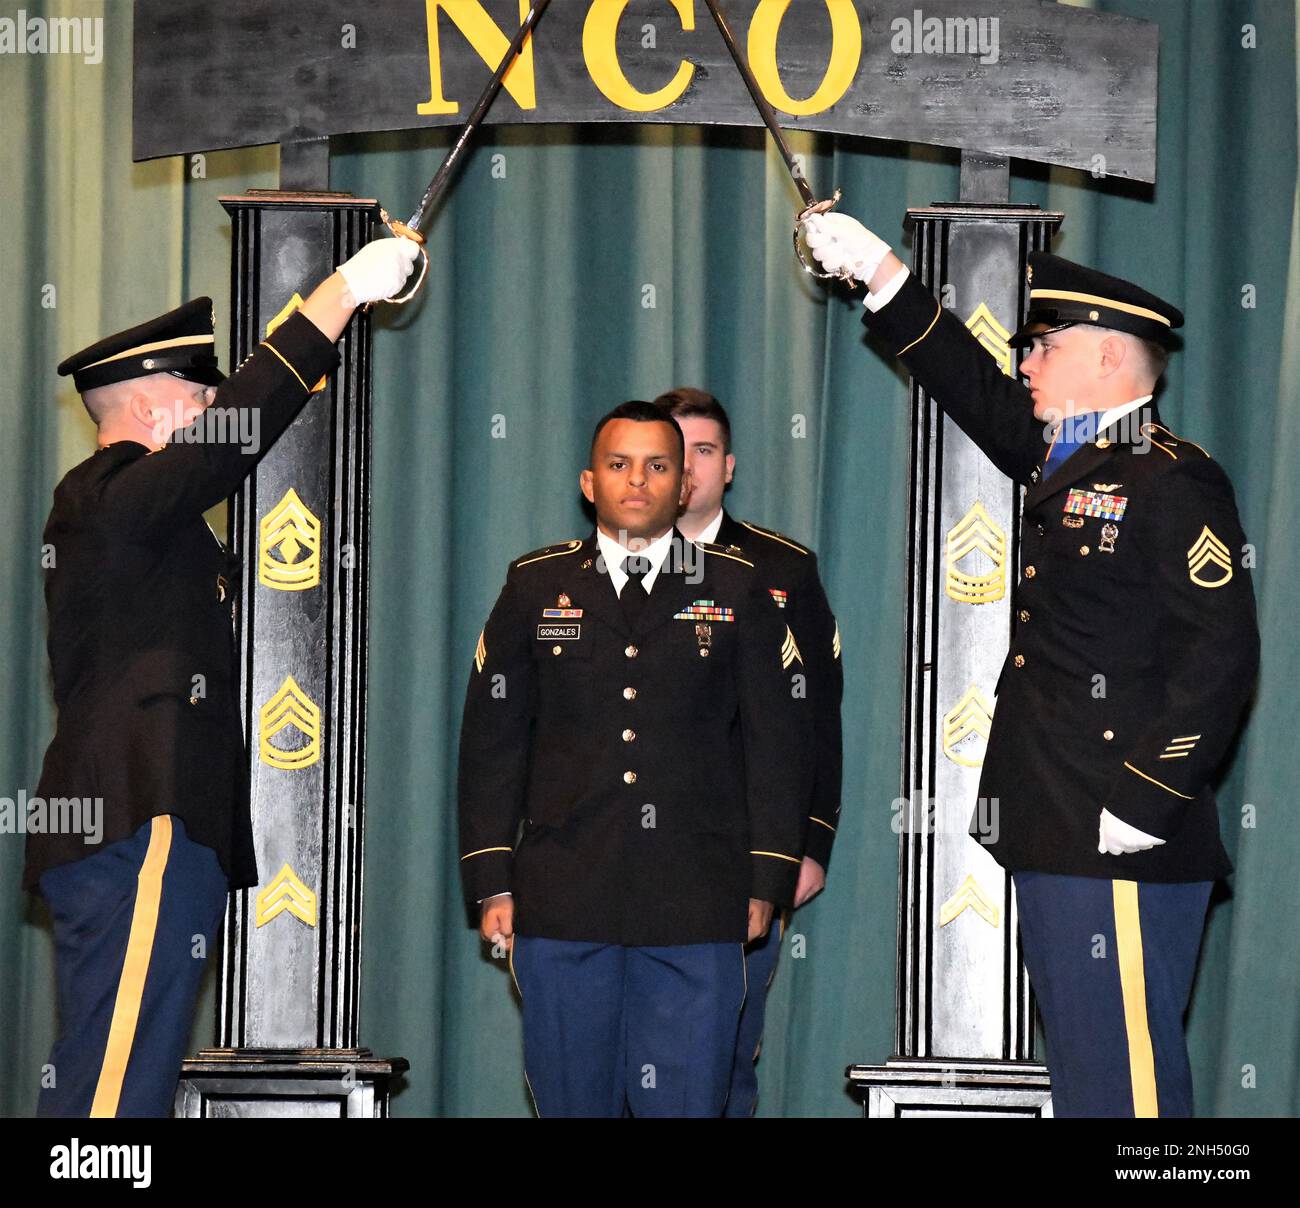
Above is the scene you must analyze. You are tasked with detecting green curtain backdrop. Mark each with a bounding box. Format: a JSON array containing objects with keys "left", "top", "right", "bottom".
[{"left": 1, "top": 1, "right": 1295, "bottom": 1118}]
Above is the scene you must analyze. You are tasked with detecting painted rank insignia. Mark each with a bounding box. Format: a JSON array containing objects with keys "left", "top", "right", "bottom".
[
  {"left": 1064, "top": 488, "right": 1128, "bottom": 521},
  {"left": 768, "top": 588, "right": 789, "bottom": 609},
  {"left": 674, "top": 600, "right": 735, "bottom": 622},
  {"left": 1187, "top": 526, "right": 1233, "bottom": 587}
]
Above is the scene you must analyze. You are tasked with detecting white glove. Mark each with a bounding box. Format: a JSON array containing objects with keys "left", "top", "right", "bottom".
[
  {"left": 338, "top": 236, "right": 422, "bottom": 305},
  {"left": 1098, "top": 808, "right": 1166, "bottom": 856},
  {"left": 801, "top": 212, "right": 890, "bottom": 284}
]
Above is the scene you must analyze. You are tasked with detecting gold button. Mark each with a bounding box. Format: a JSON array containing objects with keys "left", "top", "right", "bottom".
[
  {"left": 189, "top": 696, "right": 199, "bottom": 705},
  {"left": 1024, "top": 565, "right": 1036, "bottom": 578},
  {"left": 625, "top": 645, "right": 638, "bottom": 658},
  {"left": 699, "top": 648, "right": 709, "bottom": 658},
  {"left": 622, "top": 729, "right": 636, "bottom": 742},
  {"left": 1080, "top": 545, "right": 1090, "bottom": 556},
  {"left": 623, "top": 771, "right": 637, "bottom": 785},
  {"left": 552, "top": 645, "right": 563, "bottom": 655},
  {"left": 623, "top": 687, "right": 636, "bottom": 700},
  {"left": 1103, "top": 729, "right": 1114, "bottom": 741},
  {"left": 1019, "top": 609, "right": 1030, "bottom": 623},
  {"left": 1013, "top": 654, "right": 1025, "bottom": 668},
  {"left": 1089, "top": 309, "right": 1100, "bottom": 321},
  {"left": 1097, "top": 438, "right": 1112, "bottom": 449}
]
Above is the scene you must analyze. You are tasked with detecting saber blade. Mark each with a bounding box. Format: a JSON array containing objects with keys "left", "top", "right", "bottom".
[
  {"left": 703, "top": 0, "right": 814, "bottom": 208},
  {"left": 703, "top": 0, "right": 848, "bottom": 282},
  {"left": 403, "top": 0, "right": 552, "bottom": 239}
]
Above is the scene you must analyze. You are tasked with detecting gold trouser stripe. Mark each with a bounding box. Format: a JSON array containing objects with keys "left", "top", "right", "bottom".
[
  {"left": 460, "top": 845, "right": 512, "bottom": 861},
  {"left": 897, "top": 299, "right": 942, "bottom": 356},
  {"left": 1123, "top": 761, "right": 1194, "bottom": 800},
  {"left": 90, "top": 815, "right": 173, "bottom": 1118},
  {"left": 259, "top": 341, "right": 309, "bottom": 392},
  {"left": 1112, "top": 880, "right": 1159, "bottom": 1118}
]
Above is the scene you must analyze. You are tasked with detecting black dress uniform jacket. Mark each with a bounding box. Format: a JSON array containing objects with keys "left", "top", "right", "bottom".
[
  {"left": 715, "top": 512, "right": 844, "bottom": 869},
  {"left": 26, "top": 311, "right": 341, "bottom": 892},
  {"left": 862, "top": 274, "right": 1260, "bottom": 881},
  {"left": 457, "top": 530, "right": 813, "bottom": 946}
]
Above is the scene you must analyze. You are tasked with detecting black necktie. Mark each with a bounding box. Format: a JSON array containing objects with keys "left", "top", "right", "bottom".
[{"left": 621, "top": 556, "right": 651, "bottom": 627}]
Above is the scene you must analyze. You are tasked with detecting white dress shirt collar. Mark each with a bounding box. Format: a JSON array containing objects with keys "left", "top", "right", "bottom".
[
  {"left": 693, "top": 508, "right": 725, "bottom": 546},
  {"left": 1094, "top": 394, "right": 1153, "bottom": 437},
  {"left": 595, "top": 525, "right": 677, "bottom": 597}
]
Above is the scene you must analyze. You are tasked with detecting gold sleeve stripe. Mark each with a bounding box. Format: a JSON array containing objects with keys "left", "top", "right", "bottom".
[
  {"left": 460, "top": 846, "right": 512, "bottom": 861},
  {"left": 259, "top": 341, "right": 310, "bottom": 392},
  {"left": 897, "top": 298, "right": 942, "bottom": 356},
  {"left": 751, "top": 850, "right": 801, "bottom": 864},
  {"left": 809, "top": 816, "right": 837, "bottom": 833},
  {"left": 474, "top": 630, "right": 487, "bottom": 674},
  {"left": 1123, "top": 762, "right": 1194, "bottom": 800}
]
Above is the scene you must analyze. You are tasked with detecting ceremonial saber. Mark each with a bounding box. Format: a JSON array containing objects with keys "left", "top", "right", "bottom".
[
  {"left": 702, "top": 0, "right": 849, "bottom": 281},
  {"left": 377, "top": 0, "right": 552, "bottom": 304}
]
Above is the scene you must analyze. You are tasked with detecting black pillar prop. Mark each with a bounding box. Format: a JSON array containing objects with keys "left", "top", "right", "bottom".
[
  {"left": 176, "top": 192, "right": 407, "bottom": 1117},
  {"left": 849, "top": 183, "right": 1063, "bottom": 1117}
]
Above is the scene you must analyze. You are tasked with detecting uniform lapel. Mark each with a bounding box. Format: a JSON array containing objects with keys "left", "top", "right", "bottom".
[
  {"left": 1022, "top": 402, "right": 1156, "bottom": 513},
  {"left": 637, "top": 528, "right": 713, "bottom": 639},
  {"left": 715, "top": 510, "right": 745, "bottom": 552},
  {"left": 569, "top": 532, "right": 631, "bottom": 639}
]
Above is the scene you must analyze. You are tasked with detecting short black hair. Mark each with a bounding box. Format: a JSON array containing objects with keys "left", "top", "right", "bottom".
[
  {"left": 652, "top": 387, "right": 732, "bottom": 454},
  {"left": 590, "top": 400, "right": 685, "bottom": 465}
]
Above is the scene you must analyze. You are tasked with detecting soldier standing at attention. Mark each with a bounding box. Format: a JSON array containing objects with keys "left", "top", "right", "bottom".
[
  {"left": 458, "top": 401, "right": 812, "bottom": 1117},
  {"left": 28, "top": 235, "right": 420, "bottom": 1117},
  {"left": 652, "top": 387, "right": 843, "bottom": 1118},
  {"left": 802, "top": 213, "right": 1259, "bottom": 1118}
]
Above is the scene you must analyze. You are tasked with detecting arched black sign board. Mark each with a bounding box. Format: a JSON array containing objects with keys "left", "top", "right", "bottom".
[{"left": 133, "top": 0, "right": 1158, "bottom": 184}]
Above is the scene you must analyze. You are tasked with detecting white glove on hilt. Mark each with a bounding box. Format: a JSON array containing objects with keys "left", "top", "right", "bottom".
[
  {"left": 338, "top": 236, "right": 422, "bottom": 305},
  {"left": 801, "top": 212, "right": 890, "bottom": 285},
  {"left": 1098, "top": 808, "right": 1166, "bottom": 856}
]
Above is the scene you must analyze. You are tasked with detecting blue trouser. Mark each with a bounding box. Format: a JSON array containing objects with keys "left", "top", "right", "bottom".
[
  {"left": 726, "top": 916, "right": 784, "bottom": 1117},
  {"left": 510, "top": 936, "right": 747, "bottom": 1117},
  {"left": 36, "top": 814, "right": 230, "bottom": 1118},
  {"left": 1013, "top": 871, "right": 1212, "bottom": 1118}
]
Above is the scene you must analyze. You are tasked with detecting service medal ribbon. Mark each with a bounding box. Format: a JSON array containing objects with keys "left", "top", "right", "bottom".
[
  {"left": 1064, "top": 488, "right": 1128, "bottom": 521},
  {"left": 673, "top": 599, "right": 735, "bottom": 623}
]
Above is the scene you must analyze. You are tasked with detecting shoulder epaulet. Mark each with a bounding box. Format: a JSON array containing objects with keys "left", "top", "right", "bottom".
[
  {"left": 738, "top": 520, "right": 812, "bottom": 556},
  {"left": 696, "top": 540, "right": 755, "bottom": 569},
  {"left": 512, "top": 539, "right": 583, "bottom": 570},
  {"left": 1139, "top": 422, "right": 1211, "bottom": 462}
]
